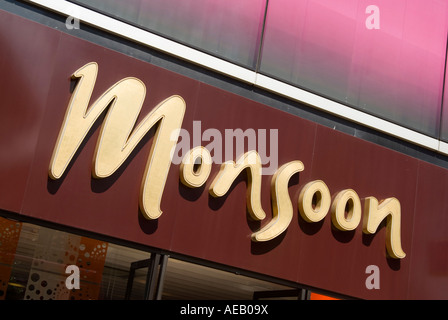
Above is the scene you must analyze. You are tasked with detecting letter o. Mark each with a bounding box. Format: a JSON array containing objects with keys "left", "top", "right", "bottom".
[
  {"left": 180, "top": 146, "right": 212, "bottom": 188},
  {"left": 298, "top": 180, "right": 331, "bottom": 222},
  {"left": 331, "top": 189, "right": 361, "bottom": 231}
]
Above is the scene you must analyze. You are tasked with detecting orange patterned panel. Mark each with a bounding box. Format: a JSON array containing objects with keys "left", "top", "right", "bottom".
[
  {"left": 69, "top": 237, "right": 108, "bottom": 300},
  {"left": 310, "top": 292, "right": 339, "bottom": 300},
  {"left": 23, "top": 229, "right": 108, "bottom": 300},
  {"left": 0, "top": 217, "right": 22, "bottom": 300}
]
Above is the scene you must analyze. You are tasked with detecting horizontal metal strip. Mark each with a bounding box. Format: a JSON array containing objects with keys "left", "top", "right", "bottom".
[
  {"left": 24, "top": 0, "right": 257, "bottom": 84},
  {"left": 439, "top": 141, "right": 448, "bottom": 154},
  {"left": 255, "top": 74, "right": 441, "bottom": 152},
  {"left": 24, "top": 0, "right": 447, "bottom": 155}
]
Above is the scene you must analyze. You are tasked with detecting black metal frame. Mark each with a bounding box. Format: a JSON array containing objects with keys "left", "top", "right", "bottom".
[{"left": 125, "top": 253, "right": 169, "bottom": 300}]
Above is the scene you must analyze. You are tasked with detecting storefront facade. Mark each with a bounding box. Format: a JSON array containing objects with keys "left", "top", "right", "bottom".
[{"left": 0, "top": 0, "right": 447, "bottom": 300}]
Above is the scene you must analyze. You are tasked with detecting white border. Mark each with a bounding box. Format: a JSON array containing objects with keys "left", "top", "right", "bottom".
[
  {"left": 24, "top": 0, "right": 447, "bottom": 155},
  {"left": 439, "top": 141, "right": 448, "bottom": 154},
  {"left": 255, "top": 74, "right": 441, "bottom": 151},
  {"left": 24, "top": 0, "right": 257, "bottom": 84}
]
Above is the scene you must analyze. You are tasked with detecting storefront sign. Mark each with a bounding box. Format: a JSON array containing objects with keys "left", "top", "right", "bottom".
[{"left": 48, "top": 62, "right": 405, "bottom": 259}]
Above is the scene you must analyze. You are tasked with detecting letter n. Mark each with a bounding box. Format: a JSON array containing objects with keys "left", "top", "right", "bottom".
[
  {"left": 363, "top": 197, "right": 406, "bottom": 259},
  {"left": 49, "top": 62, "right": 186, "bottom": 219}
]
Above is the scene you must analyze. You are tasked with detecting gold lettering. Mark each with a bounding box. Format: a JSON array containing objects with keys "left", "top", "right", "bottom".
[
  {"left": 180, "top": 146, "right": 212, "bottom": 188},
  {"left": 251, "top": 161, "right": 304, "bottom": 241},
  {"left": 331, "top": 189, "right": 362, "bottom": 231},
  {"left": 363, "top": 197, "right": 406, "bottom": 259},
  {"left": 209, "top": 151, "right": 266, "bottom": 221},
  {"left": 298, "top": 180, "right": 331, "bottom": 223},
  {"left": 48, "top": 62, "right": 406, "bottom": 259},
  {"left": 48, "top": 62, "right": 186, "bottom": 220}
]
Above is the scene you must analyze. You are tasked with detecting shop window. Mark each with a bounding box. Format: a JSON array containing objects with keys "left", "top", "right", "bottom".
[
  {"left": 69, "top": 0, "right": 267, "bottom": 69},
  {"left": 161, "top": 258, "right": 298, "bottom": 300},
  {"left": 1, "top": 218, "right": 151, "bottom": 300},
  {"left": 0, "top": 217, "right": 22, "bottom": 300},
  {"left": 1, "top": 216, "right": 302, "bottom": 300},
  {"left": 259, "top": 0, "right": 448, "bottom": 138},
  {"left": 5, "top": 222, "right": 110, "bottom": 300}
]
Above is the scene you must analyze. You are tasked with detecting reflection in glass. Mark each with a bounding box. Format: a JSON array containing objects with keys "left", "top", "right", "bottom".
[
  {"left": 1, "top": 217, "right": 300, "bottom": 300},
  {"left": 440, "top": 46, "right": 448, "bottom": 142},
  {"left": 71, "top": 0, "right": 267, "bottom": 69},
  {"left": 259, "top": 0, "right": 448, "bottom": 137}
]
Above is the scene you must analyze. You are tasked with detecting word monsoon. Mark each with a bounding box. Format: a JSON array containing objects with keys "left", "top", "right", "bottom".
[{"left": 48, "top": 62, "right": 405, "bottom": 259}]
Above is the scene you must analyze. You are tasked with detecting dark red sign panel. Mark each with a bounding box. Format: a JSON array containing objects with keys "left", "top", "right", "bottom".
[{"left": 0, "top": 10, "right": 447, "bottom": 299}]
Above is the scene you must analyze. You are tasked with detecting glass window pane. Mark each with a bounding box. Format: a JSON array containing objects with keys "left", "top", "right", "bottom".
[
  {"left": 0, "top": 217, "right": 22, "bottom": 300},
  {"left": 99, "top": 244, "right": 150, "bottom": 300},
  {"left": 6, "top": 223, "right": 109, "bottom": 300},
  {"left": 259, "top": 0, "right": 448, "bottom": 137},
  {"left": 2, "top": 219, "right": 151, "bottom": 300},
  {"left": 1, "top": 216, "right": 300, "bottom": 300},
  {"left": 71, "top": 0, "right": 267, "bottom": 69},
  {"left": 440, "top": 46, "right": 448, "bottom": 142},
  {"left": 161, "top": 258, "right": 296, "bottom": 300}
]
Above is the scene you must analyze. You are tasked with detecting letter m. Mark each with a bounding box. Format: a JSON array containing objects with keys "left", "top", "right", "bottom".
[{"left": 49, "top": 62, "right": 186, "bottom": 219}]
